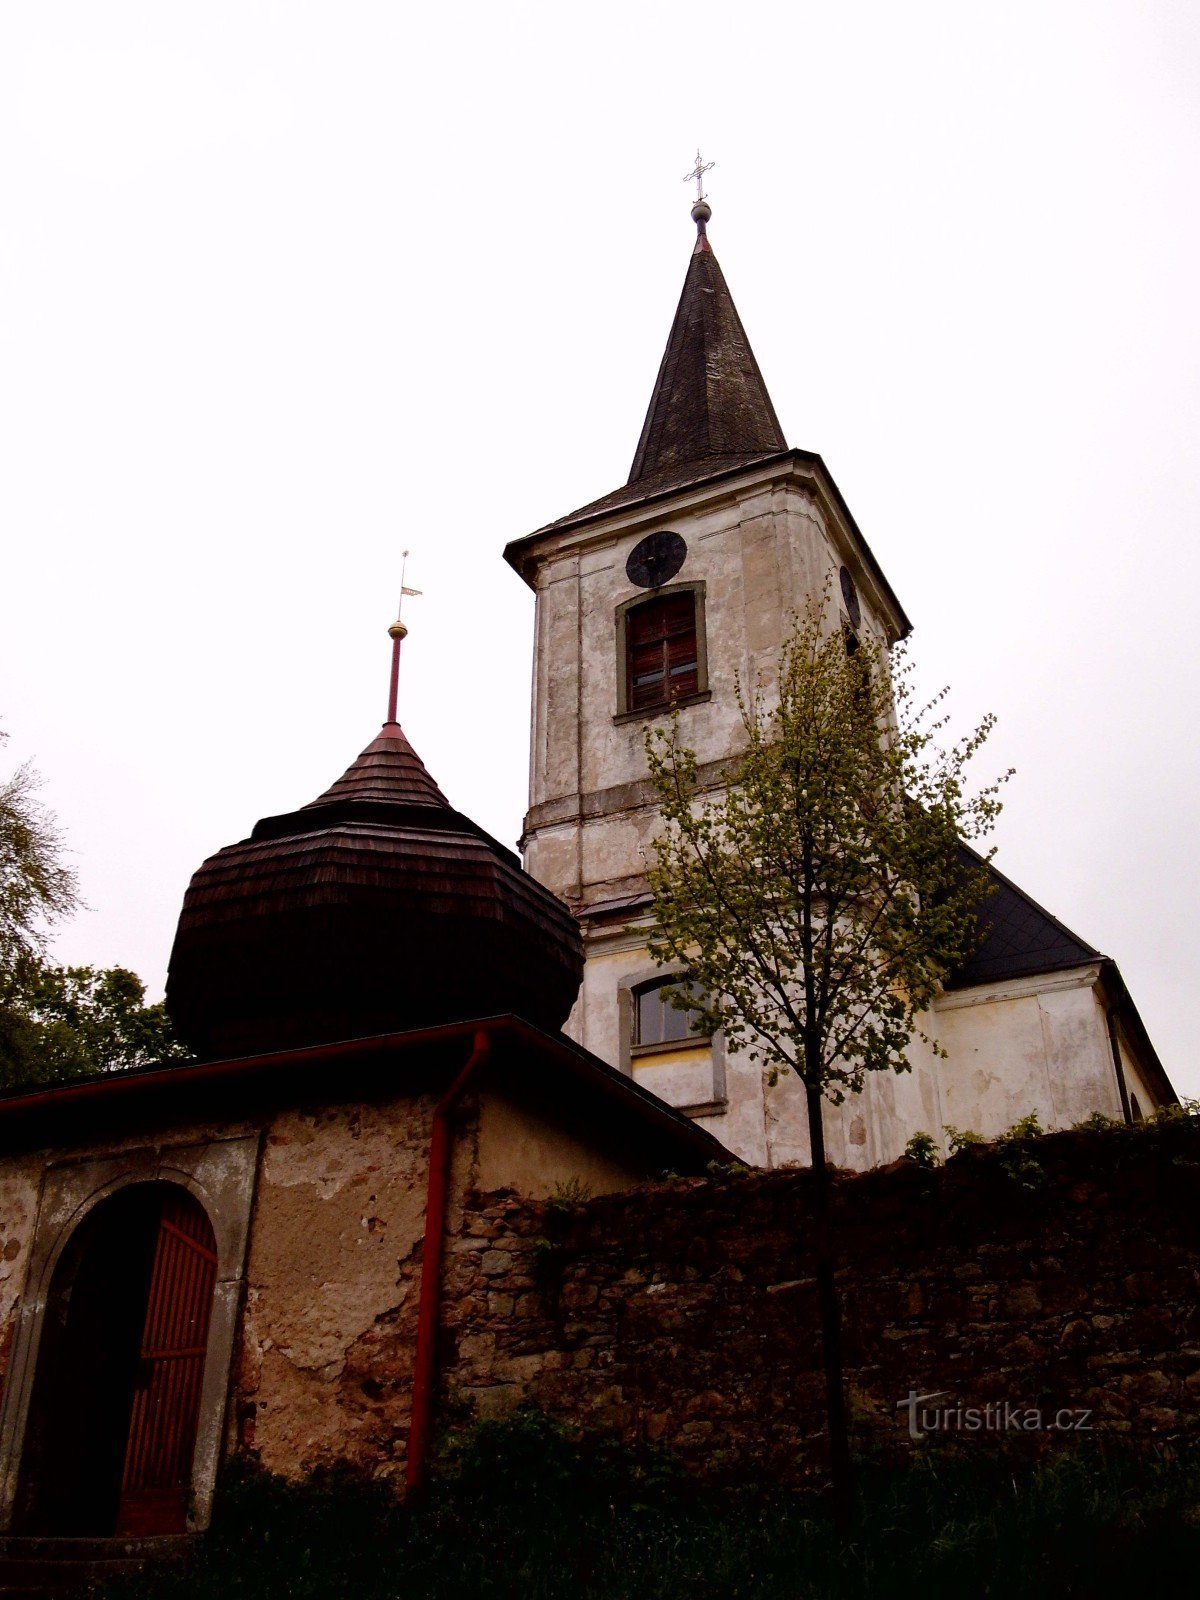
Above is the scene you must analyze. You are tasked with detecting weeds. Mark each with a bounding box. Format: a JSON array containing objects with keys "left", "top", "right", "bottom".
[{"left": 95, "top": 1413, "right": 1200, "bottom": 1600}]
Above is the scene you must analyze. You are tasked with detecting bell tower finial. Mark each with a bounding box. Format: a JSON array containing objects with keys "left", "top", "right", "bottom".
[
  {"left": 683, "top": 148, "right": 714, "bottom": 204},
  {"left": 683, "top": 149, "right": 714, "bottom": 246},
  {"left": 385, "top": 551, "right": 422, "bottom": 725}
]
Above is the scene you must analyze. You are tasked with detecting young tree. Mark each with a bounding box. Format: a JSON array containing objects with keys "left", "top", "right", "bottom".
[{"left": 643, "top": 594, "right": 1009, "bottom": 1524}]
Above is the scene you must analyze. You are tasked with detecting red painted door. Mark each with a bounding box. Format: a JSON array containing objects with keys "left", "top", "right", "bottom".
[{"left": 114, "top": 1190, "right": 218, "bottom": 1536}]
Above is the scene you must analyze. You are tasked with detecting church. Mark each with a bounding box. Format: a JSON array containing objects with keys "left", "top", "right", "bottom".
[
  {"left": 505, "top": 191, "right": 1175, "bottom": 1168},
  {"left": 0, "top": 193, "right": 1175, "bottom": 1578}
]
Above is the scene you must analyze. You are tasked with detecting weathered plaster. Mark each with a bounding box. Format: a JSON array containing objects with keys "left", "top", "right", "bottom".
[
  {"left": 475, "top": 1089, "right": 643, "bottom": 1199},
  {"left": 517, "top": 461, "right": 1002, "bottom": 1172},
  {"left": 0, "top": 1159, "right": 43, "bottom": 1378},
  {"left": 0, "top": 1131, "right": 258, "bottom": 1532},
  {"left": 236, "top": 1099, "right": 434, "bottom": 1480}
]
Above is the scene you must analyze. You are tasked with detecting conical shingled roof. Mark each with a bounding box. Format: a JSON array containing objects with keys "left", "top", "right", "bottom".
[
  {"left": 303, "top": 722, "right": 448, "bottom": 811},
  {"left": 628, "top": 225, "right": 787, "bottom": 485}
]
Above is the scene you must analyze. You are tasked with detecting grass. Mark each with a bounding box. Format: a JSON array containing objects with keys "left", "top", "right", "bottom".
[{"left": 98, "top": 1411, "right": 1200, "bottom": 1599}]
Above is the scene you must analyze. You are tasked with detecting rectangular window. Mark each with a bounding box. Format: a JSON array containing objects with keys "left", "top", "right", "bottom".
[
  {"left": 633, "top": 979, "right": 707, "bottom": 1048},
  {"left": 626, "top": 594, "right": 699, "bottom": 712}
]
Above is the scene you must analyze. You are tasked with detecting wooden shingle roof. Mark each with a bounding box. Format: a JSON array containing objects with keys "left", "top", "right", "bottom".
[
  {"left": 303, "top": 722, "right": 448, "bottom": 811},
  {"left": 166, "top": 721, "right": 583, "bottom": 1060},
  {"left": 628, "top": 225, "right": 786, "bottom": 485}
]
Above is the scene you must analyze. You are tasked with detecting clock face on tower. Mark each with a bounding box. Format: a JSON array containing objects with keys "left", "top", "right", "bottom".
[{"left": 626, "top": 530, "right": 687, "bottom": 590}]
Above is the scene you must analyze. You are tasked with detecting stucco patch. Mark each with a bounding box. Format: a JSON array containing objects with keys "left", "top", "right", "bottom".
[{"left": 240, "top": 1099, "right": 432, "bottom": 1475}]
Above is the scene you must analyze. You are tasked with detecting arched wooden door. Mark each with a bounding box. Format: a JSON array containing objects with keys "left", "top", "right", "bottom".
[
  {"left": 115, "top": 1188, "right": 218, "bottom": 1535},
  {"left": 16, "top": 1183, "right": 218, "bottom": 1538}
]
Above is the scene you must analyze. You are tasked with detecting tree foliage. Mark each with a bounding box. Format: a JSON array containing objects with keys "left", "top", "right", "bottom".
[
  {"left": 0, "top": 729, "right": 78, "bottom": 973},
  {"left": 0, "top": 727, "right": 188, "bottom": 1091},
  {"left": 644, "top": 594, "right": 1010, "bottom": 1101},
  {"left": 0, "top": 962, "right": 190, "bottom": 1090}
]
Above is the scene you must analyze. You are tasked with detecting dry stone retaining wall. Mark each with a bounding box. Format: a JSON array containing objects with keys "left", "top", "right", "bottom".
[{"left": 438, "top": 1120, "right": 1200, "bottom": 1482}]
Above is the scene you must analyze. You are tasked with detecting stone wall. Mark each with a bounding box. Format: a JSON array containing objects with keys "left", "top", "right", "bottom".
[{"left": 437, "top": 1119, "right": 1200, "bottom": 1483}]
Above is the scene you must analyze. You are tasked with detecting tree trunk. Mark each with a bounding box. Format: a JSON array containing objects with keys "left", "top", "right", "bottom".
[{"left": 805, "top": 1079, "right": 852, "bottom": 1532}]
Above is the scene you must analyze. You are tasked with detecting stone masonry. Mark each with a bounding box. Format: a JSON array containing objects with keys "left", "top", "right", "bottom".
[{"left": 435, "top": 1118, "right": 1200, "bottom": 1483}]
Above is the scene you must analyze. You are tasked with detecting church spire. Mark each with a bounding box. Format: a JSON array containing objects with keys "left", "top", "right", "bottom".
[{"left": 627, "top": 195, "right": 787, "bottom": 486}]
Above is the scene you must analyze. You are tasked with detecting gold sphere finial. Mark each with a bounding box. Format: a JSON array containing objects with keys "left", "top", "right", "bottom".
[{"left": 388, "top": 620, "right": 409, "bottom": 641}]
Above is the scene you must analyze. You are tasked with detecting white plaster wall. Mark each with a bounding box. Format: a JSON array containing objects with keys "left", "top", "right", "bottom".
[
  {"left": 1117, "top": 1039, "right": 1158, "bottom": 1121},
  {"left": 631, "top": 1048, "right": 716, "bottom": 1113},
  {"left": 522, "top": 461, "right": 1115, "bottom": 1172},
  {"left": 932, "top": 973, "right": 1123, "bottom": 1141},
  {"left": 531, "top": 553, "right": 581, "bottom": 811},
  {"left": 567, "top": 926, "right": 956, "bottom": 1173},
  {"left": 759, "top": 1026, "right": 947, "bottom": 1173},
  {"left": 694, "top": 1043, "right": 768, "bottom": 1168},
  {"left": 523, "top": 470, "right": 894, "bottom": 912}
]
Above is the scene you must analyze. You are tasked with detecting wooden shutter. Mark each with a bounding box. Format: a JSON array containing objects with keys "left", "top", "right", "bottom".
[
  {"left": 627, "top": 593, "right": 699, "bottom": 711},
  {"left": 114, "top": 1191, "right": 218, "bottom": 1536}
]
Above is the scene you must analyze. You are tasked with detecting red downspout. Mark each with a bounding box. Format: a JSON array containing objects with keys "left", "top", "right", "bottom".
[{"left": 406, "top": 1027, "right": 493, "bottom": 1491}]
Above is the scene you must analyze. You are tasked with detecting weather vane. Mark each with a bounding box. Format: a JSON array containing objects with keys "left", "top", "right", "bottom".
[
  {"left": 397, "top": 550, "right": 422, "bottom": 624},
  {"left": 386, "top": 549, "right": 423, "bottom": 724},
  {"left": 683, "top": 149, "right": 714, "bottom": 203}
]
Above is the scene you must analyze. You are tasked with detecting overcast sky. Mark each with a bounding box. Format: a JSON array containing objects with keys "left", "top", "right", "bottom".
[{"left": 2, "top": 2, "right": 1197, "bottom": 1095}]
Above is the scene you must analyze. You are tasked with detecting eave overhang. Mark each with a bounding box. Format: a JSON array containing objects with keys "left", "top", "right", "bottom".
[
  {"left": 0, "top": 1014, "right": 734, "bottom": 1169},
  {"left": 1097, "top": 959, "right": 1178, "bottom": 1109},
  {"left": 504, "top": 448, "right": 913, "bottom": 643}
]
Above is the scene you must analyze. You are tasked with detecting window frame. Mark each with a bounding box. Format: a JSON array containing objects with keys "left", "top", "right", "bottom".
[
  {"left": 631, "top": 976, "right": 709, "bottom": 1052},
  {"left": 617, "top": 965, "right": 727, "bottom": 1116},
  {"left": 614, "top": 581, "right": 710, "bottom": 724}
]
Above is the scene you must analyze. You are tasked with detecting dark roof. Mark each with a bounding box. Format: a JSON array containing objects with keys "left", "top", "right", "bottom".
[
  {"left": 500, "top": 221, "right": 911, "bottom": 636},
  {"left": 509, "top": 222, "right": 788, "bottom": 546},
  {"left": 0, "top": 1015, "right": 733, "bottom": 1172},
  {"left": 949, "top": 848, "right": 1100, "bottom": 989},
  {"left": 949, "top": 848, "right": 1176, "bottom": 1106},
  {"left": 525, "top": 450, "right": 790, "bottom": 539},
  {"left": 303, "top": 722, "right": 448, "bottom": 810},
  {"left": 628, "top": 230, "right": 787, "bottom": 484},
  {"left": 166, "top": 721, "right": 584, "bottom": 1058}
]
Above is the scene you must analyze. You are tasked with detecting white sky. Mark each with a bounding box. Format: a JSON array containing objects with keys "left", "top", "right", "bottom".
[{"left": 2, "top": 2, "right": 1197, "bottom": 1095}]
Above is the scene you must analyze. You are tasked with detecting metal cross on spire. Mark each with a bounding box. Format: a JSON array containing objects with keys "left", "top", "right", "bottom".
[
  {"left": 386, "top": 550, "right": 423, "bottom": 724},
  {"left": 683, "top": 149, "right": 715, "bottom": 203}
]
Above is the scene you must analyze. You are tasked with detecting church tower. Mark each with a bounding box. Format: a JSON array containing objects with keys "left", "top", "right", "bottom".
[
  {"left": 504, "top": 197, "right": 915, "bottom": 1166},
  {"left": 505, "top": 193, "right": 1173, "bottom": 1168}
]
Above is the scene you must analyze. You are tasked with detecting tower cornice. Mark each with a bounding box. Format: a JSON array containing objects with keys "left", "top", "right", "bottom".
[{"left": 504, "top": 448, "right": 912, "bottom": 642}]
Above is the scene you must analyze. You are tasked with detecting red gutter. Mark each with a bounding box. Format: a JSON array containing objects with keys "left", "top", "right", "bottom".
[
  {"left": 0, "top": 1014, "right": 726, "bottom": 1164},
  {"left": 406, "top": 1026, "right": 493, "bottom": 1492}
]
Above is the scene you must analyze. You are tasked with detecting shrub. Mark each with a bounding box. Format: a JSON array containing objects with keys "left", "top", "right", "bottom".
[{"left": 903, "top": 1131, "right": 941, "bottom": 1168}]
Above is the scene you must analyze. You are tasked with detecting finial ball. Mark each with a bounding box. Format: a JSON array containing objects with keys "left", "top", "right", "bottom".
[
  {"left": 691, "top": 199, "right": 712, "bottom": 226},
  {"left": 388, "top": 620, "right": 409, "bottom": 641}
]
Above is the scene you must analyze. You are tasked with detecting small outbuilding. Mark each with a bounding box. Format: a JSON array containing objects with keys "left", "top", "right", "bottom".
[{"left": 0, "top": 702, "right": 728, "bottom": 1583}]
